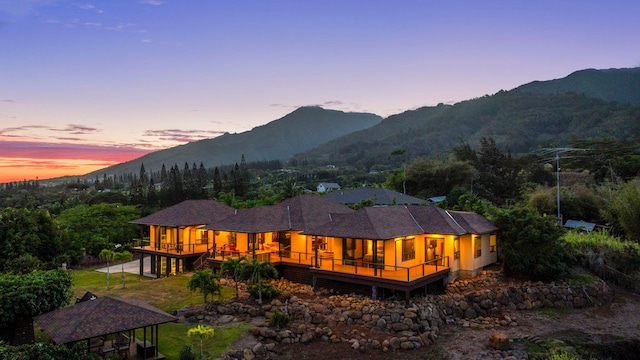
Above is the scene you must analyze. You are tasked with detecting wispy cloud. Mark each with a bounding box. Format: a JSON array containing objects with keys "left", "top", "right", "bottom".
[
  {"left": 142, "top": 129, "right": 226, "bottom": 143},
  {"left": 1, "top": 99, "right": 15, "bottom": 103}
]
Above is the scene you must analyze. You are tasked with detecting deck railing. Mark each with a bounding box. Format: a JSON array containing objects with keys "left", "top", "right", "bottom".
[
  {"left": 132, "top": 238, "right": 209, "bottom": 255},
  {"left": 209, "top": 250, "right": 449, "bottom": 283}
]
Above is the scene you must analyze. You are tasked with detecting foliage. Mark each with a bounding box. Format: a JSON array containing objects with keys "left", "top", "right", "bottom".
[
  {"left": 3, "top": 254, "right": 44, "bottom": 274},
  {"left": 2, "top": 342, "right": 93, "bottom": 360},
  {"left": 179, "top": 344, "right": 197, "bottom": 360},
  {"left": 0, "top": 270, "right": 73, "bottom": 345},
  {"left": 489, "top": 205, "right": 569, "bottom": 281},
  {"left": 187, "top": 324, "right": 215, "bottom": 358},
  {"left": 99, "top": 249, "right": 115, "bottom": 290},
  {"left": 0, "top": 207, "right": 64, "bottom": 271},
  {"left": 55, "top": 203, "right": 141, "bottom": 257},
  {"left": 385, "top": 158, "right": 474, "bottom": 200},
  {"left": 564, "top": 230, "right": 640, "bottom": 290},
  {"left": 157, "top": 322, "right": 251, "bottom": 360},
  {"left": 187, "top": 269, "right": 222, "bottom": 304},
  {"left": 241, "top": 259, "right": 279, "bottom": 304},
  {"left": 269, "top": 309, "right": 291, "bottom": 329},
  {"left": 247, "top": 281, "right": 280, "bottom": 301},
  {"left": 600, "top": 179, "right": 640, "bottom": 241},
  {"left": 220, "top": 256, "right": 248, "bottom": 300},
  {"left": 113, "top": 250, "right": 133, "bottom": 289}
]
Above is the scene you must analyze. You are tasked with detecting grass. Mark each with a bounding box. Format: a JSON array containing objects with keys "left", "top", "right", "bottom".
[{"left": 70, "top": 268, "right": 249, "bottom": 359}]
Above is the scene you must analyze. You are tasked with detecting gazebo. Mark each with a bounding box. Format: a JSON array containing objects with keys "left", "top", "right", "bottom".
[{"left": 34, "top": 296, "right": 178, "bottom": 359}]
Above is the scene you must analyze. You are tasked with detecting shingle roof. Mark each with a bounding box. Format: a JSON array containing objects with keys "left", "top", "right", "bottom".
[
  {"left": 129, "top": 200, "right": 236, "bottom": 227},
  {"left": 447, "top": 210, "right": 499, "bottom": 234},
  {"left": 207, "top": 195, "right": 354, "bottom": 233},
  {"left": 34, "top": 296, "right": 178, "bottom": 344},
  {"left": 303, "top": 205, "right": 497, "bottom": 240},
  {"left": 322, "top": 188, "right": 426, "bottom": 205}
]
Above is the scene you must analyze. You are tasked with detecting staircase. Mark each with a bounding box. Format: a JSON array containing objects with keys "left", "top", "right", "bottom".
[{"left": 193, "top": 250, "right": 211, "bottom": 271}]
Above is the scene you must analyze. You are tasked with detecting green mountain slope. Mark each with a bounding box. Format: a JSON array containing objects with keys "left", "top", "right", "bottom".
[
  {"left": 515, "top": 67, "right": 640, "bottom": 105},
  {"left": 88, "top": 107, "right": 382, "bottom": 177},
  {"left": 296, "top": 90, "right": 640, "bottom": 168}
]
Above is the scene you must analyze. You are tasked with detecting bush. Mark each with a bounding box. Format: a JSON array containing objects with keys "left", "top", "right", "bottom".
[
  {"left": 247, "top": 281, "right": 280, "bottom": 300},
  {"left": 179, "top": 344, "right": 196, "bottom": 360},
  {"left": 269, "top": 309, "right": 291, "bottom": 329}
]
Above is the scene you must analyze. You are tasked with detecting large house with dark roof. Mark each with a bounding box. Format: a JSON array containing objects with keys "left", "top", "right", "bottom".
[{"left": 131, "top": 195, "right": 497, "bottom": 303}]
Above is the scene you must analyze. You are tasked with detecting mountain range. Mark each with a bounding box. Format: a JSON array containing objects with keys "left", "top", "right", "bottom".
[{"left": 88, "top": 67, "right": 640, "bottom": 179}]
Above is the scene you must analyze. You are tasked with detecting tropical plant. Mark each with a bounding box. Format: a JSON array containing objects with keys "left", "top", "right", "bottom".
[
  {"left": 98, "top": 249, "right": 115, "bottom": 289},
  {"left": 113, "top": 250, "right": 133, "bottom": 288},
  {"left": 268, "top": 309, "right": 291, "bottom": 329},
  {"left": 187, "top": 324, "right": 215, "bottom": 358},
  {"left": 187, "top": 269, "right": 222, "bottom": 303},
  {"left": 242, "top": 259, "right": 278, "bottom": 305},
  {"left": 220, "top": 256, "right": 247, "bottom": 300},
  {"left": 179, "top": 344, "right": 196, "bottom": 360}
]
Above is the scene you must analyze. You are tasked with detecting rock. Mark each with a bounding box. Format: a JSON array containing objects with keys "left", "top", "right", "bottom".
[
  {"left": 243, "top": 348, "right": 255, "bottom": 360},
  {"left": 489, "top": 332, "right": 510, "bottom": 350},
  {"left": 300, "top": 331, "right": 314, "bottom": 343}
]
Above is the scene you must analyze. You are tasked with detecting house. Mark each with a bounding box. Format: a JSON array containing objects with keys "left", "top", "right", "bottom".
[
  {"left": 322, "top": 187, "right": 425, "bottom": 205},
  {"left": 131, "top": 195, "right": 498, "bottom": 304},
  {"left": 316, "top": 182, "right": 341, "bottom": 193},
  {"left": 130, "top": 200, "right": 236, "bottom": 278}
]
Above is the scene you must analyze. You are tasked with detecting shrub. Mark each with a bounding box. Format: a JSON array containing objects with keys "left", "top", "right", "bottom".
[
  {"left": 269, "top": 309, "right": 291, "bottom": 329},
  {"left": 179, "top": 344, "right": 196, "bottom": 360},
  {"left": 247, "top": 281, "right": 280, "bottom": 300}
]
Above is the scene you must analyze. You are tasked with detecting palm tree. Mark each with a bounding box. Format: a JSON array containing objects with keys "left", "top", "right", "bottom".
[
  {"left": 99, "top": 249, "right": 115, "bottom": 289},
  {"left": 113, "top": 251, "right": 133, "bottom": 288},
  {"left": 220, "top": 256, "right": 247, "bottom": 300},
  {"left": 243, "top": 259, "right": 278, "bottom": 305},
  {"left": 187, "top": 269, "right": 222, "bottom": 303}
]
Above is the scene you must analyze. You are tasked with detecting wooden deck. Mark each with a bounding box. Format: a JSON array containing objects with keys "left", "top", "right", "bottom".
[{"left": 207, "top": 251, "right": 449, "bottom": 284}]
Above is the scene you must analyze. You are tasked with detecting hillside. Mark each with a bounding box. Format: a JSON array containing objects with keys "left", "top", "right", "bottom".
[
  {"left": 86, "top": 107, "right": 382, "bottom": 178},
  {"left": 515, "top": 67, "right": 640, "bottom": 105},
  {"left": 295, "top": 90, "right": 640, "bottom": 168}
]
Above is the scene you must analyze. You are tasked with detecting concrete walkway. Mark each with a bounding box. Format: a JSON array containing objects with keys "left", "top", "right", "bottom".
[{"left": 96, "top": 256, "right": 155, "bottom": 278}]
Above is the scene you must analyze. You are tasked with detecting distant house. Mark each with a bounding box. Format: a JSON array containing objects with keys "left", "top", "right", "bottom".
[
  {"left": 564, "top": 219, "right": 597, "bottom": 233},
  {"left": 317, "top": 182, "right": 341, "bottom": 193},
  {"left": 322, "top": 187, "right": 426, "bottom": 206}
]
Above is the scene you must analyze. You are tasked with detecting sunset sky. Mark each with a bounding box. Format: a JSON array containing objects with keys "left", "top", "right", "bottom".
[{"left": 1, "top": 0, "right": 639, "bottom": 183}]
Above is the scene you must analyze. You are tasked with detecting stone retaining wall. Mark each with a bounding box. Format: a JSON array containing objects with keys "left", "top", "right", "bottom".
[{"left": 175, "top": 273, "right": 612, "bottom": 358}]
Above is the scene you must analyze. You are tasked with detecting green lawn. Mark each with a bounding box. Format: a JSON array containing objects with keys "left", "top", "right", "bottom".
[{"left": 70, "top": 268, "right": 247, "bottom": 359}]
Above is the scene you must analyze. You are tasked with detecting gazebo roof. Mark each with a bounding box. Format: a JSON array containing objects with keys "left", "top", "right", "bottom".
[{"left": 34, "top": 296, "right": 178, "bottom": 344}]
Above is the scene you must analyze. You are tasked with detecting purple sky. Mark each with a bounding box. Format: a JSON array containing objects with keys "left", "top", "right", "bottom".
[{"left": 0, "top": 0, "right": 639, "bottom": 182}]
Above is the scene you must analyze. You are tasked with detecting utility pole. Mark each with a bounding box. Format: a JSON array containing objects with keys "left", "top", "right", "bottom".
[{"left": 540, "top": 147, "right": 588, "bottom": 225}]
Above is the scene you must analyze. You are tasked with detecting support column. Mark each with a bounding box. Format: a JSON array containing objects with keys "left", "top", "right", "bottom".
[
  {"left": 156, "top": 255, "right": 161, "bottom": 279},
  {"left": 372, "top": 285, "right": 377, "bottom": 300},
  {"left": 404, "top": 290, "right": 410, "bottom": 308},
  {"left": 139, "top": 255, "right": 144, "bottom": 276},
  {"left": 312, "top": 275, "right": 317, "bottom": 292}
]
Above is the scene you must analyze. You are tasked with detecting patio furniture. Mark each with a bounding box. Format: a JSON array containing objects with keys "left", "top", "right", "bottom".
[
  {"left": 100, "top": 345, "right": 115, "bottom": 359},
  {"left": 115, "top": 334, "right": 130, "bottom": 359},
  {"left": 135, "top": 339, "right": 156, "bottom": 359}
]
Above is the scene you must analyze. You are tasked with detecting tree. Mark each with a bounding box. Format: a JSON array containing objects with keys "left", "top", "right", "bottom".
[
  {"left": 0, "top": 269, "right": 73, "bottom": 345},
  {"left": 490, "top": 205, "right": 569, "bottom": 281},
  {"left": 187, "top": 269, "right": 222, "bottom": 304},
  {"left": 602, "top": 179, "right": 640, "bottom": 241},
  {"left": 113, "top": 250, "right": 133, "bottom": 288},
  {"left": 220, "top": 256, "right": 247, "bottom": 300},
  {"left": 187, "top": 324, "right": 214, "bottom": 358},
  {"left": 99, "top": 249, "right": 115, "bottom": 289},
  {"left": 242, "top": 259, "right": 278, "bottom": 305}
]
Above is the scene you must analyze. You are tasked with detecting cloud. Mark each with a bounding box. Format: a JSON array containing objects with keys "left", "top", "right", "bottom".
[
  {"left": 142, "top": 128, "right": 226, "bottom": 143},
  {"left": 1, "top": 99, "right": 15, "bottom": 103},
  {"left": 46, "top": 124, "right": 101, "bottom": 135},
  {"left": 0, "top": 140, "right": 152, "bottom": 162},
  {"left": 141, "top": 38, "right": 152, "bottom": 43},
  {"left": 140, "top": 0, "right": 163, "bottom": 5},
  {"left": 323, "top": 100, "right": 344, "bottom": 106}
]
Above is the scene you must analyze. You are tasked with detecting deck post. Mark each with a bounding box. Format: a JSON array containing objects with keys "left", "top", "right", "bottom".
[
  {"left": 404, "top": 290, "right": 410, "bottom": 307},
  {"left": 156, "top": 255, "right": 161, "bottom": 279},
  {"left": 372, "top": 286, "right": 377, "bottom": 300},
  {"left": 312, "top": 275, "right": 317, "bottom": 292}
]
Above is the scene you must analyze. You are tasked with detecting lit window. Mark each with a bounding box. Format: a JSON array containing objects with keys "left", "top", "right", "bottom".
[
  {"left": 453, "top": 237, "right": 460, "bottom": 260},
  {"left": 402, "top": 238, "right": 415, "bottom": 261},
  {"left": 474, "top": 236, "right": 482, "bottom": 258},
  {"left": 490, "top": 234, "right": 497, "bottom": 253}
]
